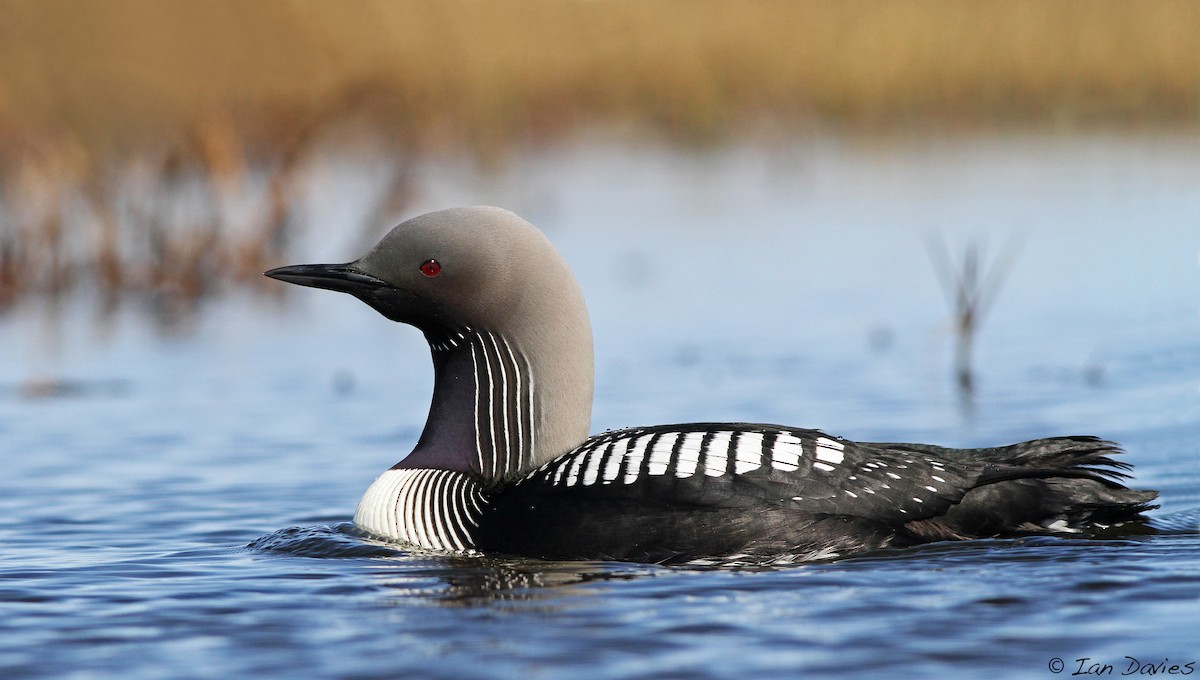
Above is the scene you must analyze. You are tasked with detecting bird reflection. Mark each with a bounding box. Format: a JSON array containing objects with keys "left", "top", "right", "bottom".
[
  {"left": 366, "top": 554, "right": 657, "bottom": 607},
  {"left": 249, "top": 523, "right": 661, "bottom": 606}
]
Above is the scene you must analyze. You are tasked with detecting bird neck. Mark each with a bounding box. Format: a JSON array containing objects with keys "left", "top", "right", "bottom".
[{"left": 396, "top": 325, "right": 593, "bottom": 485}]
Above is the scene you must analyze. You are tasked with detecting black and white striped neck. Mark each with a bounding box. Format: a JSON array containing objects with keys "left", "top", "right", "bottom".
[{"left": 395, "top": 328, "right": 540, "bottom": 484}]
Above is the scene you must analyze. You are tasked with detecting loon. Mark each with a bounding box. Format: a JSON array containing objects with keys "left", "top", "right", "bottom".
[{"left": 266, "top": 206, "right": 1157, "bottom": 564}]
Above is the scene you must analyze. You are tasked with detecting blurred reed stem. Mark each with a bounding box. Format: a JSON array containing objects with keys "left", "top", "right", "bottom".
[{"left": 927, "top": 233, "right": 1022, "bottom": 405}]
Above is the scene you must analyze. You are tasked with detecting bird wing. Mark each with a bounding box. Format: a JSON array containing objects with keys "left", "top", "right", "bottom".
[{"left": 511, "top": 423, "right": 982, "bottom": 525}]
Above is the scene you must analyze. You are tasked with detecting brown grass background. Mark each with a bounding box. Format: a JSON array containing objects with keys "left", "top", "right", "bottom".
[{"left": 3, "top": 0, "right": 1198, "bottom": 152}]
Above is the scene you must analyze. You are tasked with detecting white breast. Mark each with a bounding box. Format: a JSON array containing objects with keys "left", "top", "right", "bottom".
[{"left": 354, "top": 468, "right": 488, "bottom": 553}]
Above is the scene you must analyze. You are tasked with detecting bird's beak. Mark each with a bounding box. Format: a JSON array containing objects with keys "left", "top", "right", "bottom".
[{"left": 264, "top": 263, "right": 389, "bottom": 295}]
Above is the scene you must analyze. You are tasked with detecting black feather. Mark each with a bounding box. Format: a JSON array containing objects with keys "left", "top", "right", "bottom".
[{"left": 474, "top": 425, "right": 1158, "bottom": 564}]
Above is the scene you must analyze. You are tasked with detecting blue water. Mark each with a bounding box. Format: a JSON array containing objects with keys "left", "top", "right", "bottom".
[{"left": 3, "top": 133, "right": 1199, "bottom": 678}]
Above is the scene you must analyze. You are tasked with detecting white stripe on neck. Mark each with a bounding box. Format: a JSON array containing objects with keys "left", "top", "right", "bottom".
[{"left": 467, "top": 330, "right": 535, "bottom": 481}]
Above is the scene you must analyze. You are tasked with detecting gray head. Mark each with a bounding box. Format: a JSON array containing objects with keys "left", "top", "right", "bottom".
[{"left": 267, "top": 206, "right": 594, "bottom": 482}]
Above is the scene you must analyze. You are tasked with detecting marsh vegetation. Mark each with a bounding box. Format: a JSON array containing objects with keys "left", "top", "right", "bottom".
[{"left": 2, "top": 0, "right": 1197, "bottom": 313}]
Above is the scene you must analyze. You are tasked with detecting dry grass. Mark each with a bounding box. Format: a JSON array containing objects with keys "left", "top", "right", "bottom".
[
  {"left": 1, "top": 0, "right": 1198, "bottom": 312},
  {"left": 3, "top": 0, "right": 1198, "bottom": 151},
  {"left": 0, "top": 108, "right": 416, "bottom": 321}
]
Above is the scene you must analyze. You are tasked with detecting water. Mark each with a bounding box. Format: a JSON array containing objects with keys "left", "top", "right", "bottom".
[{"left": 3, "top": 132, "right": 1199, "bottom": 678}]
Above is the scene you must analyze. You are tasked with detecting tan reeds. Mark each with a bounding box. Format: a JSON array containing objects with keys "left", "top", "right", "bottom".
[
  {"left": 3, "top": 0, "right": 1199, "bottom": 152},
  {"left": 0, "top": 113, "right": 414, "bottom": 320}
]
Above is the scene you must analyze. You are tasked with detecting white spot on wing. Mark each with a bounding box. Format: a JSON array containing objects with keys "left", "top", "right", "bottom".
[
  {"left": 813, "top": 462, "right": 835, "bottom": 472},
  {"left": 1043, "top": 519, "right": 1080, "bottom": 533},
  {"left": 771, "top": 434, "right": 802, "bottom": 472},
  {"left": 648, "top": 433, "right": 679, "bottom": 476},
  {"left": 581, "top": 442, "right": 609, "bottom": 486},
  {"left": 602, "top": 438, "right": 626, "bottom": 483},
  {"left": 623, "top": 435, "right": 652, "bottom": 484},
  {"left": 735, "top": 432, "right": 763, "bottom": 474},
  {"left": 704, "top": 431, "right": 732, "bottom": 476},
  {"left": 814, "top": 437, "right": 845, "bottom": 465},
  {"left": 674, "top": 432, "right": 703, "bottom": 478},
  {"left": 552, "top": 457, "right": 571, "bottom": 486},
  {"left": 565, "top": 444, "right": 593, "bottom": 486}
]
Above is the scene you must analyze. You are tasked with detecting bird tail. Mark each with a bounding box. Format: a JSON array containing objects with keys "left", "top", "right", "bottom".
[{"left": 918, "top": 436, "right": 1157, "bottom": 538}]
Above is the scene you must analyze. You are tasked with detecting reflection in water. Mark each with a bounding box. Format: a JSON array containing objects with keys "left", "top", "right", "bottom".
[
  {"left": 368, "top": 558, "right": 658, "bottom": 608},
  {"left": 247, "top": 515, "right": 1197, "bottom": 609},
  {"left": 248, "top": 524, "right": 663, "bottom": 606}
]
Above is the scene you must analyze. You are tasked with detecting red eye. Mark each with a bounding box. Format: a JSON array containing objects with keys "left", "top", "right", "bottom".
[{"left": 420, "top": 259, "right": 441, "bottom": 277}]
